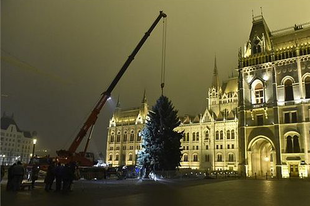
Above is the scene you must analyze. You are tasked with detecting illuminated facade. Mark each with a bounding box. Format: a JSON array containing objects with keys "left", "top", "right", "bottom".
[
  {"left": 0, "top": 113, "right": 35, "bottom": 165},
  {"left": 106, "top": 92, "right": 148, "bottom": 167},
  {"left": 238, "top": 15, "right": 310, "bottom": 178},
  {"left": 106, "top": 15, "right": 310, "bottom": 177}
]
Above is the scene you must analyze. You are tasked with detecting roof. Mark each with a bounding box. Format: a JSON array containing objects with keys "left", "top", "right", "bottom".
[
  {"left": 221, "top": 77, "right": 238, "bottom": 94},
  {"left": 1, "top": 115, "right": 22, "bottom": 132},
  {"left": 1, "top": 115, "right": 33, "bottom": 138}
]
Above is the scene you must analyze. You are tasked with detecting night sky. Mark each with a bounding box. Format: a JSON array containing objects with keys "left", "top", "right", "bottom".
[{"left": 2, "top": 0, "right": 310, "bottom": 158}]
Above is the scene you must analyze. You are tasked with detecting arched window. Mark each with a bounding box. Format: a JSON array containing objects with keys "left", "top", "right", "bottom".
[
  {"left": 220, "top": 131, "right": 223, "bottom": 140},
  {"left": 193, "top": 154, "right": 198, "bottom": 162},
  {"left": 183, "top": 154, "right": 188, "bottom": 162},
  {"left": 205, "top": 130, "right": 209, "bottom": 139},
  {"left": 286, "top": 136, "right": 293, "bottom": 153},
  {"left": 192, "top": 132, "right": 196, "bottom": 141},
  {"left": 115, "top": 154, "right": 119, "bottom": 161},
  {"left": 128, "top": 153, "right": 133, "bottom": 161},
  {"left": 137, "top": 130, "right": 141, "bottom": 141},
  {"left": 255, "top": 82, "right": 264, "bottom": 104},
  {"left": 123, "top": 132, "right": 127, "bottom": 142},
  {"left": 305, "top": 76, "right": 310, "bottom": 98},
  {"left": 196, "top": 132, "right": 199, "bottom": 141},
  {"left": 216, "top": 131, "right": 219, "bottom": 140},
  {"left": 231, "top": 130, "right": 235, "bottom": 139},
  {"left": 186, "top": 133, "right": 189, "bottom": 141},
  {"left": 110, "top": 133, "right": 115, "bottom": 142},
  {"left": 293, "top": 135, "right": 300, "bottom": 153},
  {"left": 116, "top": 132, "right": 121, "bottom": 142},
  {"left": 252, "top": 39, "right": 262, "bottom": 54},
  {"left": 217, "top": 154, "right": 223, "bottom": 162},
  {"left": 130, "top": 131, "right": 134, "bottom": 142},
  {"left": 284, "top": 79, "right": 294, "bottom": 101},
  {"left": 109, "top": 154, "right": 112, "bottom": 161},
  {"left": 227, "top": 130, "right": 230, "bottom": 139},
  {"left": 228, "top": 154, "right": 234, "bottom": 162}
]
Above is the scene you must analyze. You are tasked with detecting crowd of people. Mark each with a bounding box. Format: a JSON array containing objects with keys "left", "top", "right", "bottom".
[{"left": 3, "top": 160, "right": 77, "bottom": 193}]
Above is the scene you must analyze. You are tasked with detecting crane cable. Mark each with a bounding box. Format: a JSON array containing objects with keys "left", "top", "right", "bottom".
[{"left": 160, "top": 17, "right": 167, "bottom": 96}]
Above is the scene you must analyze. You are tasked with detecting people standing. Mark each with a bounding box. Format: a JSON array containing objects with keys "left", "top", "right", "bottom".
[
  {"left": 12, "top": 161, "right": 25, "bottom": 191},
  {"left": 6, "top": 163, "right": 16, "bottom": 191},
  {"left": 1, "top": 164, "right": 5, "bottom": 181},
  {"left": 31, "top": 164, "right": 40, "bottom": 189},
  {"left": 62, "top": 163, "right": 71, "bottom": 192},
  {"left": 44, "top": 162, "right": 55, "bottom": 192},
  {"left": 54, "top": 163, "right": 64, "bottom": 192}
]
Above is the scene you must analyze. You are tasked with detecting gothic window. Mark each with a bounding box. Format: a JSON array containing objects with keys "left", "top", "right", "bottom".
[
  {"left": 186, "top": 133, "right": 189, "bottom": 141},
  {"left": 205, "top": 130, "right": 209, "bottom": 139},
  {"left": 286, "top": 136, "right": 293, "bottom": 153},
  {"left": 193, "top": 154, "right": 198, "bottom": 162},
  {"left": 115, "top": 154, "right": 119, "bottom": 161},
  {"left": 220, "top": 131, "right": 223, "bottom": 140},
  {"left": 137, "top": 130, "right": 141, "bottom": 141},
  {"left": 182, "top": 133, "right": 186, "bottom": 142},
  {"left": 255, "top": 82, "right": 264, "bottom": 104},
  {"left": 183, "top": 154, "right": 188, "bottom": 162},
  {"left": 227, "top": 130, "right": 230, "bottom": 139},
  {"left": 231, "top": 130, "right": 235, "bottom": 139},
  {"left": 129, "top": 153, "right": 133, "bottom": 161},
  {"left": 305, "top": 77, "right": 310, "bottom": 98},
  {"left": 196, "top": 132, "right": 199, "bottom": 141},
  {"left": 227, "top": 144, "right": 230, "bottom": 149},
  {"left": 116, "top": 132, "right": 121, "bottom": 142},
  {"left": 196, "top": 146, "right": 199, "bottom": 150},
  {"left": 284, "top": 79, "right": 294, "bottom": 101},
  {"left": 228, "top": 154, "right": 234, "bottom": 162},
  {"left": 130, "top": 131, "right": 134, "bottom": 142},
  {"left": 109, "top": 154, "right": 112, "bottom": 161},
  {"left": 216, "top": 131, "right": 219, "bottom": 140},
  {"left": 110, "top": 133, "right": 115, "bottom": 142},
  {"left": 206, "top": 145, "right": 209, "bottom": 150},
  {"left": 252, "top": 39, "right": 262, "bottom": 54},
  {"left": 293, "top": 135, "right": 300, "bottom": 153},
  {"left": 217, "top": 154, "right": 223, "bottom": 162},
  {"left": 123, "top": 132, "right": 127, "bottom": 142},
  {"left": 284, "top": 111, "right": 297, "bottom": 123},
  {"left": 192, "top": 132, "right": 196, "bottom": 141}
]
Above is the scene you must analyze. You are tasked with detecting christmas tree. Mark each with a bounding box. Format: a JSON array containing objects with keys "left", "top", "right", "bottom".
[{"left": 138, "top": 95, "right": 183, "bottom": 176}]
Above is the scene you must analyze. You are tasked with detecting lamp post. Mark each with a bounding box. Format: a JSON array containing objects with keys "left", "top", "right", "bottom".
[{"left": 32, "top": 139, "right": 37, "bottom": 158}]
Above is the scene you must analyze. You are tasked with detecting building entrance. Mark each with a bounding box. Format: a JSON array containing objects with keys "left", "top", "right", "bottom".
[
  {"left": 289, "top": 164, "right": 299, "bottom": 177},
  {"left": 248, "top": 137, "right": 275, "bottom": 177}
]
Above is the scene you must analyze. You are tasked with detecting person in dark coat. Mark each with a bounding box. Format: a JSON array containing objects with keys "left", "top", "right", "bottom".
[
  {"left": 44, "top": 162, "right": 55, "bottom": 192},
  {"left": 62, "top": 163, "right": 73, "bottom": 192},
  {"left": 54, "top": 162, "right": 64, "bottom": 192},
  {"left": 12, "top": 161, "right": 25, "bottom": 191},
  {"left": 6, "top": 163, "right": 16, "bottom": 191},
  {"left": 1, "top": 164, "right": 5, "bottom": 181},
  {"left": 31, "top": 164, "right": 40, "bottom": 189}
]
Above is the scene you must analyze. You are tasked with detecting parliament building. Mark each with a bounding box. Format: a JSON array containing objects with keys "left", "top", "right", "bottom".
[{"left": 106, "top": 14, "right": 310, "bottom": 178}]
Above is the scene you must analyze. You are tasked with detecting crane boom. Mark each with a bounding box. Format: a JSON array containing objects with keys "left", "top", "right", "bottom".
[{"left": 57, "top": 11, "right": 167, "bottom": 157}]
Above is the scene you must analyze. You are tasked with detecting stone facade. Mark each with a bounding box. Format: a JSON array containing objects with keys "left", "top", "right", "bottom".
[
  {"left": 238, "top": 15, "right": 310, "bottom": 178},
  {"left": 0, "top": 114, "right": 35, "bottom": 165},
  {"left": 106, "top": 15, "right": 310, "bottom": 177}
]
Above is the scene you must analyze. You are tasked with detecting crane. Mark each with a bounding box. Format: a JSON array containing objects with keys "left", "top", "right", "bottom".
[{"left": 56, "top": 11, "right": 167, "bottom": 166}]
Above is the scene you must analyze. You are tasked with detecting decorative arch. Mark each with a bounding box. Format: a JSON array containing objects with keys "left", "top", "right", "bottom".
[
  {"left": 216, "top": 152, "right": 223, "bottom": 162},
  {"left": 284, "top": 131, "right": 301, "bottom": 153},
  {"left": 192, "top": 153, "right": 198, "bottom": 162},
  {"left": 302, "top": 73, "right": 310, "bottom": 98},
  {"left": 250, "top": 79, "right": 265, "bottom": 104},
  {"left": 281, "top": 76, "right": 295, "bottom": 85},
  {"left": 247, "top": 135, "right": 275, "bottom": 151},
  {"left": 183, "top": 153, "right": 188, "bottom": 162}
]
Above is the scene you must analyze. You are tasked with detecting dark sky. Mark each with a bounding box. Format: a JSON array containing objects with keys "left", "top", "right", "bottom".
[{"left": 2, "top": 0, "right": 310, "bottom": 158}]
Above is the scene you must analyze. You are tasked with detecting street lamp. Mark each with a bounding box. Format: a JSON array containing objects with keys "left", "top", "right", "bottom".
[{"left": 32, "top": 139, "right": 37, "bottom": 158}]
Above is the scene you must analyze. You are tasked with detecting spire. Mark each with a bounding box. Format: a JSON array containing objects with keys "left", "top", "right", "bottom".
[
  {"left": 142, "top": 89, "right": 147, "bottom": 104},
  {"left": 116, "top": 95, "right": 121, "bottom": 108},
  {"left": 212, "top": 55, "right": 220, "bottom": 90}
]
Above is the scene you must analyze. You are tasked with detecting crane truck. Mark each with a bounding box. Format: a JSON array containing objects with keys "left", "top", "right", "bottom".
[{"left": 29, "top": 11, "right": 167, "bottom": 180}]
